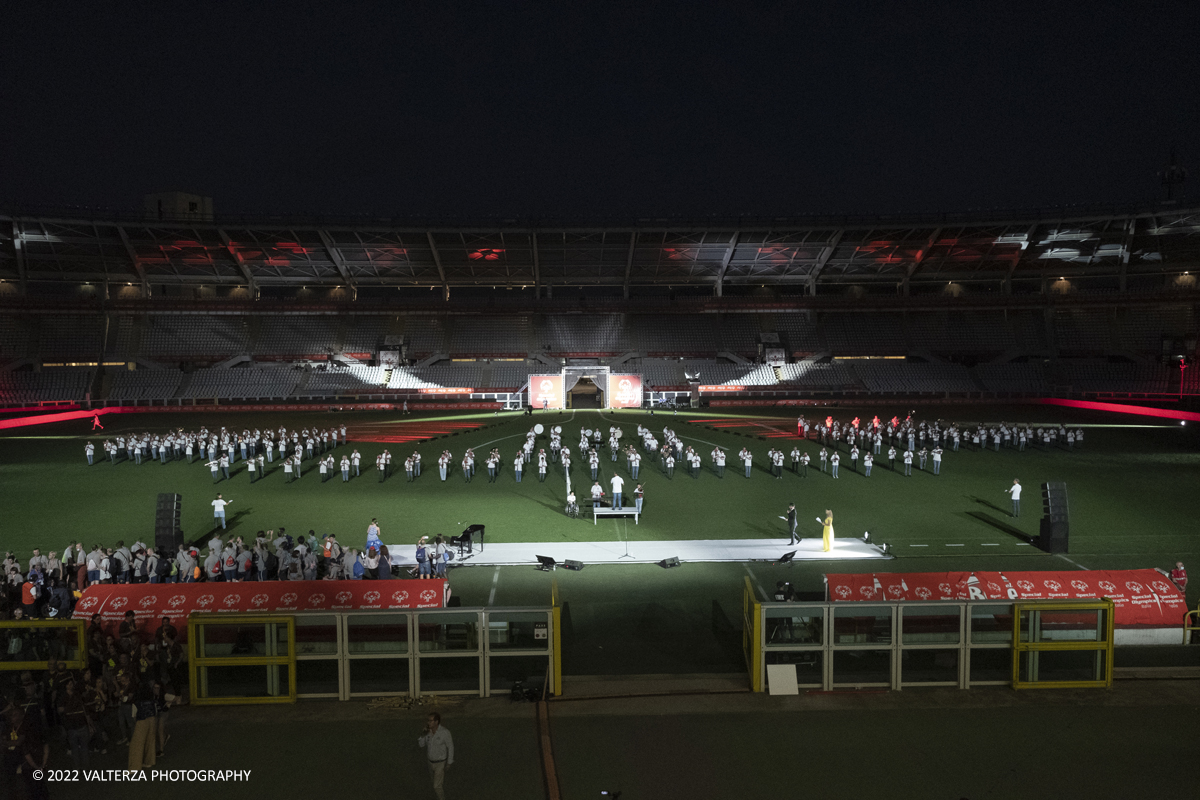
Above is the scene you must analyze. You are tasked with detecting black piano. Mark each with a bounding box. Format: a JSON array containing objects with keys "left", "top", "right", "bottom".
[{"left": 450, "top": 524, "right": 485, "bottom": 558}]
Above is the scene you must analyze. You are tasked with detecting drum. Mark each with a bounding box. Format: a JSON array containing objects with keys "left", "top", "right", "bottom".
[{"left": 534, "top": 424, "right": 544, "bottom": 434}]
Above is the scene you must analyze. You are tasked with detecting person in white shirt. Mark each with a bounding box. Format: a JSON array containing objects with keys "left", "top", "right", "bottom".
[
  {"left": 85, "top": 442, "right": 95, "bottom": 466},
  {"left": 741, "top": 448, "right": 752, "bottom": 478},
  {"left": 418, "top": 713, "right": 454, "bottom": 799},
  {"left": 830, "top": 452, "right": 840, "bottom": 478},
  {"left": 610, "top": 474, "right": 625, "bottom": 508},
  {"left": 932, "top": 446, "right": 943, "bottom": 475},
  {"left": 513, "top": 452, "right": 524, "bottom": 483},
  {"left": 211, "top": 494, "right": 231, "bottom": 530},
  {"left": 1007, "top": 479, "right": 1022, "bottom": 517}
]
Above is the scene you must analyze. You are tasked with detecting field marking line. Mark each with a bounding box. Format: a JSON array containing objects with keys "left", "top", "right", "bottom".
[
  {"left": 742, "top": 563, "right": 769, "bottom": 601},
  {"left": 1056, "top": 554, "right": 1090, "bottom": 570},
  {"left": 488, "top": 566, "right": 501, "bottom": 605},
  {"left": 909, "top": 544, "right": 929, "bottom": 547},
  {"left": 945, "top": 544, "right": 965, "bottom": 547},
  {"left": 980, "top": 543, "right": 1000, "bottom": 546}
]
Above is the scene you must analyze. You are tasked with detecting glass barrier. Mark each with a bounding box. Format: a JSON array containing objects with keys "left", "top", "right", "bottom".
[
  {"left": 489, "top": 655, "right": 550, "bottom": 693},
  {"left": 765, "top": 606, "right": 823, "bottom": 646},
  {"left": 969, "top": 605, "right": 1013, "bottom": 644},
  {"left": 203, "top": 663, "right": 291, "bottom": 699},
  {"left": 0, "top": 622, "right": 86, "bottom": 669},
  {"left": 968, "top": 648, "right": 1011, "bottom": 684},
  {"left": 1020, "top": 650, "right": 1107, "bottom": 683},
  {"left": 901, "top": 606, "right": 961, "bottom": 645},
  {"left": 832, "top": 650, "right": 891, "bottom": 685},
  {"left": 900, "top": 649, "right": 959, "bottom": 684},
  {"left": 1034, "top": 609, "right": 1105, "bottom": 642},
  {"left": 419, "top": 655, "right": 481, "bottom": 693},
  {"left": 201, "top": 624, "right": 268, "bottom": 659},
  {"left": 486, "top": 612, "right": 550, "bottom": 651},
  {"left": 417, "top": 613, "right": 478, "bottom": 652},
  {"left": 833, "top": 606, "right": 893, "bottom": 645},
  {"left": 296, "top": 659, "right": 340, "bottom": 696},
  {"left": 765, "top": 650, "right": 823, "bottom": 685},
  {"left": 294, "top": 615, "right": 339, "bottom": 656},
  {"left": 349, "top": 657, "right": 411, "bottom": 696},
  {"left": 347, "top": 615, "right": 408, "bottom": 654}
]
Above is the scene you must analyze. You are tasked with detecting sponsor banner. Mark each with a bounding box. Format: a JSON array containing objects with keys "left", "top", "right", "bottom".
[
  {"left": 530, "top": 374, "right": 564, "bottom": 409},
  {"left": 418, "top": 387, "right": 474, "bottom": 394},
  {"left": 700, "top": 385, "right": 745, "bottom": 393},
  {"left": 73, "top": 579, "right": 449, "bottom": 640},
  {"left": 607, "top": 374, "right": 643, "bottom": 408},
  {"left": 825, "top": 569, "right": 1186, "bottom": 628}
]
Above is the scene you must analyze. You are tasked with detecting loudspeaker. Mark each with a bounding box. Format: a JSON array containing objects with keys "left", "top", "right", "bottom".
[
  {"left": 1041, "top": 482, "right": 1069, "bottom": 517},
  {"left": 658, "top": 556, "right": 681, "bottom": 569},
  {"left": 564, "top": 560, "right": 584, "bottom": 571},
  {"left": 1038, "top": 517, "right": 1069, "bottom": 553},
  {"left": 1038, "top": 482, "right": 1069, "bottom": 553},
  {"left": 154, "top": 493, "right": 183, "bottom": 554}
]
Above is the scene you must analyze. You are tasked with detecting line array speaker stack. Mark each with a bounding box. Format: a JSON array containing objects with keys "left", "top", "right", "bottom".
[
  {"left": 155, "top": 493, "right": 183, "bottom": 554},
  {"left": 1038, "top": 482, "right": 1069, "bottom": 554}
]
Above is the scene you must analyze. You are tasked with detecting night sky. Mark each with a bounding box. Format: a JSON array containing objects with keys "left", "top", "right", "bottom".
[{"left": 3, "top": 3, "right": 1198, "bottom": 219}]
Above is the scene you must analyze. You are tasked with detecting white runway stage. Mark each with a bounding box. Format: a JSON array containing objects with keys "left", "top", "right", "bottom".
[{"left": 388, "top": 536, "right": 890, "bottom": 567}]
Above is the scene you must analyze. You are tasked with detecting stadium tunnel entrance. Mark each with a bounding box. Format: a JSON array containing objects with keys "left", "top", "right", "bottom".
[{"left": 567, "top": 376, "right": 604, "bottom": 408}]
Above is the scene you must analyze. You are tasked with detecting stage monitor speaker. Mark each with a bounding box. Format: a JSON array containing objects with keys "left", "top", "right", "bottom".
[
  {"left": 154, "top": 493, "right": 183, "bottom": 554},
  {"left": 564, "top": 559, "right": 584, "bottom": 571},
  {"left": 1038, "top": 517, "right": 1070, "bottom": 554},
  {"left": 658, "top": 556, "right": 681, "bottom": 569}
]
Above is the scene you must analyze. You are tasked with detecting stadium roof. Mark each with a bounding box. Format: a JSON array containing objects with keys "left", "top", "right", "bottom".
[{"left": 2, "top": 203, "right": 1199, "bottom": 295}]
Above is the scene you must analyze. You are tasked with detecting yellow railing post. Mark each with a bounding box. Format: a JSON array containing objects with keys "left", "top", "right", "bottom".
[
  {"left": 0, "top": 620, "right": 86, "bottom": 672},
  {"left": 742, "top": 577, "right": 763, "bottom": 692},
  {"left": 188, "top": 613, "right": 296, "bottom": 705},
  {"left": 1012, "top": 599, "right": 1115, "bottom": 690}
]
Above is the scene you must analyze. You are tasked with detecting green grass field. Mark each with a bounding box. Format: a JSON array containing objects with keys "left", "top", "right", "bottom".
[{"left": 3, "top": 405, "right": 1198, "bottom": 571}]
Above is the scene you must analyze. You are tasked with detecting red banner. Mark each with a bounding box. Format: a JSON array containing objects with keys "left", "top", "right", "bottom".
[
  {"left": 73, "top": 579, "right": 449, "bottom": 640},
  {"left": 530, "top": 374, "right": 563, "bottom": 409},
  {"left": 418, "top": 388, "right": 474, "bottom": 394},
  {"left": 825, "top": 569, "right": 1186, "bottom": 628},
  {"left": 700, "top": 385, "right": 745, "bottom": 392},
  {"left": 607, "top": 374, "right": 643, "bottom": 408}
]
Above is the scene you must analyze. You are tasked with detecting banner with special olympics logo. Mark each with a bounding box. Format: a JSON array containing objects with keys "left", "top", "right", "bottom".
[
  {"left": 824, "top": 569, "right": 1185, "bottom": 627},
  {"left": 530, "top": 374, "right": 563, "bottom": 409},
  {"left": 72, "top": 579, "right": 449, "bottom": 641},
  {"left": 607, "top": 374, "right": 643, "bottom": 408}
]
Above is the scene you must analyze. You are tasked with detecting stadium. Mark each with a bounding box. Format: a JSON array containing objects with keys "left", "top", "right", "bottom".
[{"left": 1, "top": 198, "right": 1198, "bottom": 798}]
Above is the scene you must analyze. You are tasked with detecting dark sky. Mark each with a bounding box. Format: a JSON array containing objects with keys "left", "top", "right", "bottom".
[{"left": 3, "top": 2, "right": 1198, "bottom": 219}]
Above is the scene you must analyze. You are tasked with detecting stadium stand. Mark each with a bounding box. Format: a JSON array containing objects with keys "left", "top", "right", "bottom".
[
  {"left": 635, "top": 359, "right": 686, "bottom": 388},
  {"left": 491, "top": 362, "right": 543, "bottom": 389},
  {"left": 141, "top": 315, "right": 250, "bottom": 359},
  {"left": 401, "top": 317, "right": 449, "bottom": 357},
  {"left": 542, "top": 314, "right": 632, "bottom": 354},
  {"left": 818, "top": 312, "right": 907, "bottom": 356},
  {"left": 853, "top": 361, "right": 977, "bottom": 393},
  {"left": 631, "top": 316, "right": 721, "bottom": 356},
  {"left": 107, "top": 368, "right": 184, "bottom": 401},
  {"left": 177, "top": 367, "right": 300, "bottom": 400},
  {"left": 775, "top": 314, "right": 824, "bottom": 354},
  {"left": 342, "top": 316, "right": 392, "bottom": 355},
  {"left": 778, "top": 362, "right": 861, "bottom": 390},
  {"left": 974, "top": 363, "right": 1049, "bottom": 394},
  {"left": 0, "top": 368, "right": 93, "bottom": 403},
  {"left": 0, "top": 317, "right": 34, "bottom": 360},
  {"left": 39, "top": 315, "right": 103, "bottom": 360},
  {"left": 450, "top": 315, "right": 532, "bottom": 356},
  {"left": 254, "top": 316, "right": 340, "bottom": 357}
]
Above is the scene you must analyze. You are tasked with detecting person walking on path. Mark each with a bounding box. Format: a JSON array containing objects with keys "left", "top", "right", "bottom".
[{"left": 418, "top": 712, "right": 454, "bottom": 800}]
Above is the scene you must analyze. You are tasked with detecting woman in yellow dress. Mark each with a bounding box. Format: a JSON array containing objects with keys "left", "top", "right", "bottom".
[{"left": 818, "top": 509, "right": 834, "bottom": 552}]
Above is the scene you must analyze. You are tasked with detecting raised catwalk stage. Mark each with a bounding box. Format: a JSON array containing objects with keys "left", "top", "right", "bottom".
[{"left": 387, "top": 536, "right": 890, "bottom": 568}]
